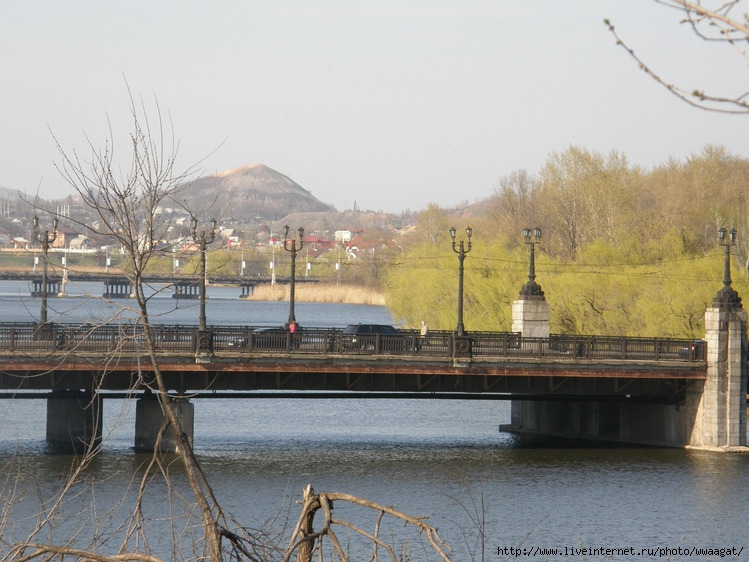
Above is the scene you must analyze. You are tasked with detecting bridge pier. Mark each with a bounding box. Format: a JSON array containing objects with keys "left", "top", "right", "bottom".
[
  {"left": 134, "top": 394, "right": 194, "bottom": 453},
  {"left": 688, "top": 304, "right": 747, "bottom": 449},
  {"left": 32, "top": 278, "right": 62, "bottom": 298},
  {"left": 173, "top": 281, "right": 200, "bottom": 299},
  {"left": 507, "top": 395, "right": 702, "bottom": 447},
  {"left": 506, "top": 302, "right": 748, "bottom": 449},
  {"left": 46, "top": 390, "right": 102, "bottom": 452},
  {"left": 103, "top": 277, "right": 133, "bottom": 299}
]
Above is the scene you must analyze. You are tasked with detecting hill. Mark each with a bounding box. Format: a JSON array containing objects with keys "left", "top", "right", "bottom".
[{"left": 177, "top": 164, "right": 336, "bottom": 222}]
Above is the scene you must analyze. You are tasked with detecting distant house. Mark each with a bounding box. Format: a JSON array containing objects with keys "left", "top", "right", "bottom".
[
  {"left": 302, "top": 235, "right": 334, "bottom": 257},
  {"left": 69, "top": 236, "right": 92, "bottom": 250},
  {"left": 53, "top": 225, "right": 83, "bottom": 249}
]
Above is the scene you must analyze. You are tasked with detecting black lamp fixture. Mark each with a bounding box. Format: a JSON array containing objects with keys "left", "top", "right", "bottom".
[
  {"left": 190, "top": 216, "right": 217, "bottom": 332},
  {"left": 450, "top": 226, "right": 473, "bottom": 336},
  {"left": 713, "top": 227, "right": 742, "bottom": 310},
  {"left": 283, "top": 224, "right": 305, "bottom": 329},
  {"left": 33, "top": 214, "right": 59, "bottom": 326},
  {"left": 519, "top": 227, "right": 544, "bottom": 298}
]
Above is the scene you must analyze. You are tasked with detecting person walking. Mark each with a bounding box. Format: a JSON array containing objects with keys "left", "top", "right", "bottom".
[{"left": 418, "top": 320, "right": 428, "bottom": 351}]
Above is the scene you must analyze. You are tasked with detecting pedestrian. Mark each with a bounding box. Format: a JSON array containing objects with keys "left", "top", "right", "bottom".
[{"left": 418, "top": 320, "right": 428, "bottom": 351}]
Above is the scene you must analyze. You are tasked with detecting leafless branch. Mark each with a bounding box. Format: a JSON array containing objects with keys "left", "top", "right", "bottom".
[
  {"left": 284, "top": 485, "right": 453, "bottom": 562},
  {"left": 605, "top": 0, "right": 749, "bottom": 113}
]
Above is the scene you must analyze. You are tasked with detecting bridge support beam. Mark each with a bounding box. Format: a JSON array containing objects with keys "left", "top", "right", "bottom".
[
  {"left": 46, "top": 391, "right": 102, "bottom": 452},
  {"left": 135, "top": 395, "right": 194, "bottom": 453},
  {"left": 688, "top": 306, "right": 747, "bottom": 449}
]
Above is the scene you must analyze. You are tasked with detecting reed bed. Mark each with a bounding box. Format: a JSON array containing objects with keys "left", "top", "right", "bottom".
[{"left": 243, "top": 283, "right": 385, "bottom": 305}]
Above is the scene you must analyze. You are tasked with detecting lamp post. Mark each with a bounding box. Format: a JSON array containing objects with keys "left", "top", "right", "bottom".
[
  {"left": 714, "top": 227, "right": 742, "bottom": 310},
  {"left": 33, "top": 214, "right": 58, "bottom": 326},
  {"left": 283, "top": 224, "right": 304, "bottom": 329},
  {"left": 190, "top": 216, "right": 217, "bottom": 332},
  {"left": 450, "top": 226, "right": 472, "bottom": 336},
  {"left": 519, "top": 227, "right": 544, "bottom": 298}
]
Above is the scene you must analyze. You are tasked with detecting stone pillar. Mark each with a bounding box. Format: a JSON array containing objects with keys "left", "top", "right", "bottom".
[
  {"left": 135, "top": 394, "right": 194, "bottom": 453},
  {"left": 511, "top": 297, "right": 550, "bottom": 338},
  {"left": 689, "top": 305, "right": 747, "bottom": 448},
  {"left": 46, "top": 391, "right": 103, "bottom": 452},
  {"left": 511, "top": 255, "right": 550, "bottom": 337}
]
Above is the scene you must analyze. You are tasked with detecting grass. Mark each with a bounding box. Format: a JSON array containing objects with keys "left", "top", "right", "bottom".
[{"left": 244, "top": 283, "right": 385, "bottom": 306}]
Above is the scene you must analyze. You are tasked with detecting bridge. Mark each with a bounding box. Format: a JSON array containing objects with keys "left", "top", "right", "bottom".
[
  {"left": 0, "top": 320, "right": 715, "bottom": 452},
  {"left": 0, "top": 263, "right": 745, "bottom": 453},
  {"left": 0, "top": 272, "right": 308, "bottom": 299}
]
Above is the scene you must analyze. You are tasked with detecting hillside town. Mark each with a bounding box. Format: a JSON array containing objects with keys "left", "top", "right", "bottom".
[{"left": 0, "top": 164, "right": 439, "bottom": 278}]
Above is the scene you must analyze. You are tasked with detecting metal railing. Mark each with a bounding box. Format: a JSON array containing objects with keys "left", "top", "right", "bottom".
[{"left": 0, "top": 322, "right": 706, "bottom": 362}]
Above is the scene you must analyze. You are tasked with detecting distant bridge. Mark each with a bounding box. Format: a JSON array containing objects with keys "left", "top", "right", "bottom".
[{"left": 0, "top": 272, "right": 315, "bottom": 299}]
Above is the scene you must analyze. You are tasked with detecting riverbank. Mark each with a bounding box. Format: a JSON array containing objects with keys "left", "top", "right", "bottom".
[{"left": 242, "top": 282, "right": 386, "bottom": 306}]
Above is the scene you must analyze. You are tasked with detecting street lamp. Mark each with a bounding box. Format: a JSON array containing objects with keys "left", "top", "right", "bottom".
[
  {"left": 714, "top": 227, "right": 742, "bottom": 310},
  {"left": 190, "top": 216, "right": 217, "bottom": 332},
  {"left": 519, "top": 227, "right": 544, "bottom": 298},
  {"left": 283, "top": 224, "right": 304, "bottom": 329},
  {"left": 33, "top": 214, "right": 58, "bottom": 326},
  {"left": 450, "top": 226, "right": 473, "bottom": 336}
]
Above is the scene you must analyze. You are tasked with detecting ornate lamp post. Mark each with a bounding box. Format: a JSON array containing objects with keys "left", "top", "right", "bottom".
[
  {"left": 520, "top": 227, "right": 544, "bottom": 298},
  {"left": 190, "top": 216, "right": 217, "bottom": 332},
  {"left": 714, "top": 227, "right": 742, "bottom": 310},
  {"left": 283, "top": 225, "right": 304, "bottom": 329},
  {"left": 450, "top": 226, "right": 473, "bottom": 336},
  {"left": 33, "top": 214, "right": 58, "bottom": 326}
]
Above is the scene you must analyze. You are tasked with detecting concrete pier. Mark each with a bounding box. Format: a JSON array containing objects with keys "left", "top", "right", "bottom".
[
  {"left": 688, "top": 305, "right": 747, "bottom": 448},
  {"left": 103, "top": 277, "right": 133, "bottom": 299},
  {"left": 505, "top": 303, "right": 747, "bottom": 448},
  {"left": 134, "top": 394, "right": 194, "bottom": 453},
  {"left": 46, "top": 391, "right": 102, "bottom": 452},
  {"left": 506, "top": 396, "right": 700, "bottom": 447},
  {"left": 503, "top": 251, "right": 748, "bottom": 449}
]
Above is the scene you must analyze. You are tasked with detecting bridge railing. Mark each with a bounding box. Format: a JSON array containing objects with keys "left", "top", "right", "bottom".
[{"left": 0, "top": 323, "right": 706, "bottom": 362}]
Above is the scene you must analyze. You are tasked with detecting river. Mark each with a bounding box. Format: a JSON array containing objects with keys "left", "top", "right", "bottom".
[{"left": 0, "top": 281, "right": 747, "bottom": 561}]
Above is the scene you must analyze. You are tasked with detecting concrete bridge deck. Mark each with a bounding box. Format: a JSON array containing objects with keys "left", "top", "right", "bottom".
[{"left": 0, "top": 322, "right": 706, "bottom": 403}]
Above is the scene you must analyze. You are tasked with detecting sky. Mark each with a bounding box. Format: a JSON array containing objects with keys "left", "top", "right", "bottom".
[{"left": 1, "top": 0, "right": 746, "bottom": 215}]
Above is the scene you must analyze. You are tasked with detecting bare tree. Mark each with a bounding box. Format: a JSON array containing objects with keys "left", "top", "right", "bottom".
[
  {"left": 3, "top": 89, "right": 458, "bottom": 561},
  {"left": 605, "top": 0, "right": 749, "bottom": 113},
  {"left": 46, "top": 87, "right": 246, "bottom": 560},
  {"left": 486, "top": 170, "right": 540, "bottom": 242},
  {"left": 417, "top": 203, "right": 450, "bottom": 244}
]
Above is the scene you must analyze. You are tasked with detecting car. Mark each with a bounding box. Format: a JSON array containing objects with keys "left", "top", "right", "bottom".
[
  {"left": 341, "top": 323, "right": 408, "bottom": 352},
  {"left": 225, "top": 327, "right": 287, "bottom": 350}
]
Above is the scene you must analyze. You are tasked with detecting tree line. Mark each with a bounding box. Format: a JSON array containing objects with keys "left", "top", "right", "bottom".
[{"left": 384, "top": 145, "right": 749, "bottom": 338}]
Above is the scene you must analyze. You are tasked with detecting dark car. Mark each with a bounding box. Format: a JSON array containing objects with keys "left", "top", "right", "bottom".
[
  {"left": 227, "top": 327, "right": 290, "bottom": 350},
  {"left": 341, "top": 323, "right": 409, "bottom": 352}
]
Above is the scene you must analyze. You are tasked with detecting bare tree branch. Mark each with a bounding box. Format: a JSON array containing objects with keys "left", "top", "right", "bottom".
[
  {"left": 284, "top": 485, "right": 453, "bottom": 562},
  {"left": 605, "top": 0, "right": 749, "bottom": 113}
]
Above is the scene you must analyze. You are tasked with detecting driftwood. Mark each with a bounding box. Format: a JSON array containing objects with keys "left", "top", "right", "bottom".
[{"left": 284, "top": 484, "right": 453, "bottom": 562}]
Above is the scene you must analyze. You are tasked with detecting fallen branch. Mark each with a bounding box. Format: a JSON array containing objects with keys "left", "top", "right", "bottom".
[{"left": 284, "top": 485, "right": 452, "bottom": 562}]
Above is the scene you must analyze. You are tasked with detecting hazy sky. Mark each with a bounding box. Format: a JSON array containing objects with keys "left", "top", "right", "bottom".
[{"left": 1, "top": 1, "right": 746, "bottom": 214}]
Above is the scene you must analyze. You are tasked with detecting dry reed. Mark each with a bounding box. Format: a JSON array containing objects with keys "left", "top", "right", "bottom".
[{"left": 242, "top": 283, "right": 385, "bottom": 305}]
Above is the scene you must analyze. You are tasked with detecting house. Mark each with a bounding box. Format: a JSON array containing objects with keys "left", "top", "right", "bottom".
[{"left": 68, "top": 236, "right": 92, "bottom": 250}]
